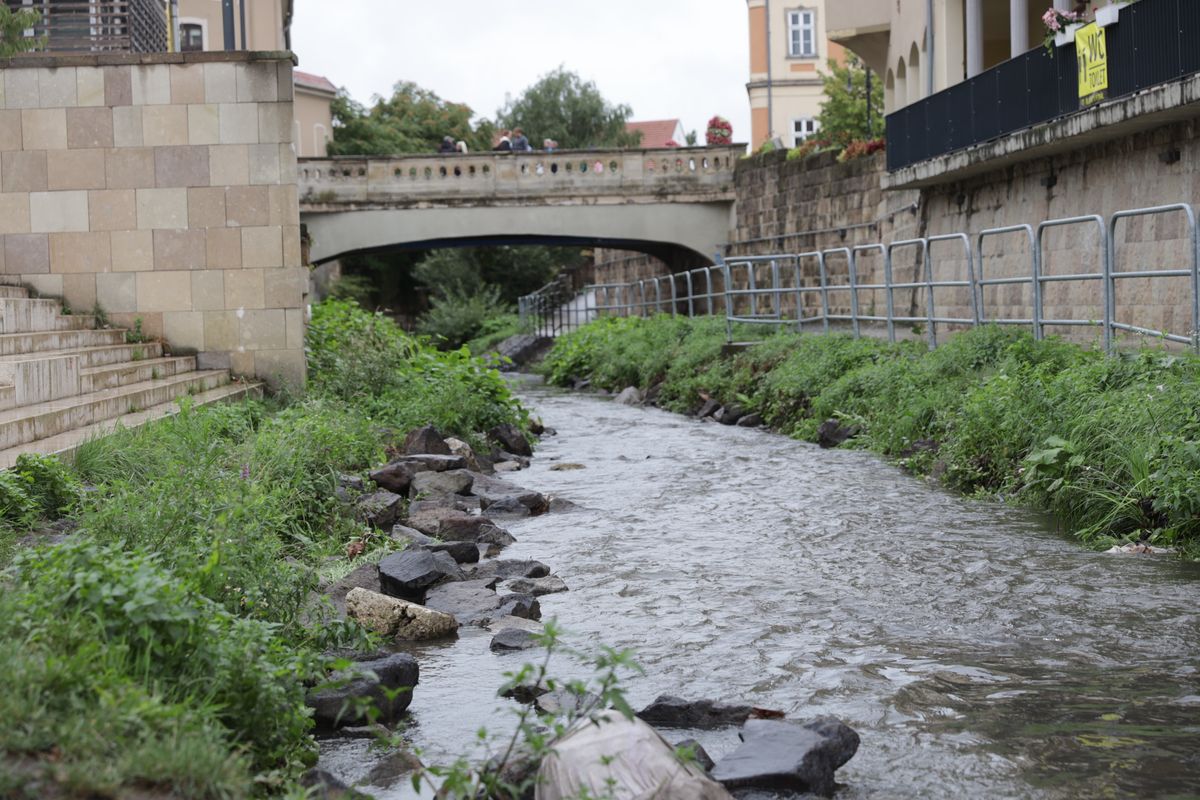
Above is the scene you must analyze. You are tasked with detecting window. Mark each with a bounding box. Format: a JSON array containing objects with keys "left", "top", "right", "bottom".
[
  {"left": 180, "top": 22, "right": 204, "bottom": 51},
  {"left": 787, "top": 9, "right": 816, "bottom": 58},
  {"left": 791, "top": 117, "right": 819, "bottom": 146}
]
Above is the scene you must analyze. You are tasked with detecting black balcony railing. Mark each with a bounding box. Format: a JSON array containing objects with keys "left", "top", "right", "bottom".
[
  {"left": 5, "top": 0, "right": 168, "bottom": 54},
  {"left": 887, "top": 0, "right": 1200, "bottom": 171}
]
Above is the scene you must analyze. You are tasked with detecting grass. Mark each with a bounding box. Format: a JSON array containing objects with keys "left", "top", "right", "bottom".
[
  {"left": 0, "top": 299, "right": 534, "bottom": 797},
  {"left": 543, "top": 316, "right": 1200, "bottom": 558}
]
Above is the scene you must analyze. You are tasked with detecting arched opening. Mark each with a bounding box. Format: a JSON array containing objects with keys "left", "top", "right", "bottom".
[
  {"left": 885, "top": 68, "right": 896, "bottom": 113},
  {"left": 895, "top": 57, "right": 908, "bottom": 111},
  {"left": 907, "top": 43, "right": 922, "bottom": 105}
]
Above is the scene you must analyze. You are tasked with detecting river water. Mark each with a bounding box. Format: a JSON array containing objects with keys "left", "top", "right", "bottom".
[{"left": 322, "top": 380, "right": 1200, "bottom": 799}]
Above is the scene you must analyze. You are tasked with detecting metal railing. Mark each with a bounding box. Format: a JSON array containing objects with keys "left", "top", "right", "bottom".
[
  {"left": 7, "top": 0, "right": 168, "bottom": 53},
  {"left": 521, "top": 202, "right": 1200, "bottom": 354}
]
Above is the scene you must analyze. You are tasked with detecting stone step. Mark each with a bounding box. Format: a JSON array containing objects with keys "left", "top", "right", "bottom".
[
  {"left": 80, "top": 356, "right": 197, "bottom": 393},
  {"left": 0, "top": 380, "right": 263, "bottom": 469},
  {"left": 0, "top": 328, "right": 128, "bottom": 357},
  {"left": 0, "top": 297, "right": 69, "bottom": 334},
  {"left": 55, "top": 314, "right": 99, "bottom": 331},
  {"left": 0, "top": 370, "right": 232, "bottom": 452}
]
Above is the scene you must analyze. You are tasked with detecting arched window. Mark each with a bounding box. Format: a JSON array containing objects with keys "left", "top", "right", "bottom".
[
  {"left": 908, "top": 43, "right": 922, "bottom": 105},
  {"left": 895, "top": 58, "right": 908, "bottom": 111},
  {"left": 179, "top": 18, "right": 206, "bottom": 51},
  {"left": 885, "top": 68, "right": 896, "bottom": 113}
]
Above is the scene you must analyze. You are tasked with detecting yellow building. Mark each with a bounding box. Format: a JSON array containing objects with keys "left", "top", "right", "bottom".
[
  {"left": 827, "top": 0, "right": 1071, "bottom": 113},
  {"left": 177, "top": 0, "right": 334, "bottom": 156},
  {"left": 745, "top": 0, "right": 845, "bottom": 150}
]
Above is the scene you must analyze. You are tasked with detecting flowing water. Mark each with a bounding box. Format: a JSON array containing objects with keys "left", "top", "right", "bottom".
[{"left": 321, "top": 380, "right": 1200, "bottom": 798}]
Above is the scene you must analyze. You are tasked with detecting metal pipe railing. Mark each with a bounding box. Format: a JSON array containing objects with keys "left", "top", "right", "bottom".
[{"left": 521, "top": 203, "right": 1200, "bottom": 356}]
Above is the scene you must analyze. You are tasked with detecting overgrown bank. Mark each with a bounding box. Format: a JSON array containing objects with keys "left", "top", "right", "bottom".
[
  {"left": 0, "top": 300, "right": 531, "bottom": 798},
  {"left": 543, "top": 316, "right": 1200, "bottom": 558}
]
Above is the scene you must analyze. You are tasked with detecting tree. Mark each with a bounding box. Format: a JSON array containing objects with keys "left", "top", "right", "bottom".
[
  {"left": 496, "top": 67, "right": 640, "bottom": 150},
  {"left": 413, "top": 246, "right": 583, "bottom": 305},
  {"left": 0, "top": 6, "right": 42, "bottom": 57},
  {"left": 327, "top": 81, "right": 493, "bottom": 156},
  {"left": 684, "top": 130, "right": 699, "bottom": 147},
  {"left": 816, "top": 53, "right": 885, "bottom": 147}
]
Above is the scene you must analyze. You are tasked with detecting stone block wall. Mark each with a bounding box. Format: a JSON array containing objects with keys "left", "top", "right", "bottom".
[{"left": 0, "top": 51, "right": 305, "bottom": 388}]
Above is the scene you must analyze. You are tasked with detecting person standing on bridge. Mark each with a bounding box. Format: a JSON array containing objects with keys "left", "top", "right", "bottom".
[
  {"left": 495, "top": 130, "right": 513, "bottom": 152},
  {"left": 511, "top": 128, "right": 532, "bottom": 152},
  {"left": 438, "top": 135, "right": 457, "bottom": 154}
]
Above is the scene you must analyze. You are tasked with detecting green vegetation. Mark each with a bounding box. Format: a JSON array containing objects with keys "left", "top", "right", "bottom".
[
  {"left": 0, "top": 299, "right": 530, "bottom": 797},
  {"left": 545, "top": 316, "right": 1200, "bottom": 557},
  {"left": 328, "top": 80, "right": 493, "bottom": 155},
  {"left": 497, "top": 66, "right": 641, "bottom": 149},
  {"left": 816, "top": 53, "right": 885, "bottom": 147},
  {"left": 0, "top": 6, "right": 42, "bottom": 57}
]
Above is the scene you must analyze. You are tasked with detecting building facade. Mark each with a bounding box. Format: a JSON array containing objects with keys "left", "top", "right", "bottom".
[{"left": 745, "top": 0, "right": 844, "bottom": 150}]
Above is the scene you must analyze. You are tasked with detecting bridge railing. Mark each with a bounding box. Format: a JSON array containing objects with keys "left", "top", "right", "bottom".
[
  {"left": 297, "top": 146, "right": 743, "bottom": 205},
  {"left": 523, "top": 202, "right": 1200, "bottom": 354}
]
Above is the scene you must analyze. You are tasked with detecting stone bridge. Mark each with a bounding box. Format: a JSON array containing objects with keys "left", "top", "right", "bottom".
[{"left": 297, "top": 146, "right": 743, "bottom": 266}]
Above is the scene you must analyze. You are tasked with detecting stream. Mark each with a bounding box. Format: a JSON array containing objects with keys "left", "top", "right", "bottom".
[{"left": 320, "top": 378, "right": 1200, "bottom": 798}]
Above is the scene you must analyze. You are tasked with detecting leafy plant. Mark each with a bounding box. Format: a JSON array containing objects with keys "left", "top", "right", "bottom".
[{"left": 0, "top": 6, "right": 43, "bottom": 57}]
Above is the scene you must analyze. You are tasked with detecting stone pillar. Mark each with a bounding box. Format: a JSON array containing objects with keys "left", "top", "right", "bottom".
[
  {"left": 967, "top": 0, "right": 984, "bottom": 77},
  {"left": 1011, "top": 0, "right": 1029, "bottom": 57}
]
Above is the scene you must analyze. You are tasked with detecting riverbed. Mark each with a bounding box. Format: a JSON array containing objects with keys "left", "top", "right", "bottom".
[{"left": 321, "top": 379, "right": 1200, "bottom": 798}]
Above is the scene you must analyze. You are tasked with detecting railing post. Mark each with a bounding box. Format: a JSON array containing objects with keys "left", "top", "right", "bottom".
[
  {"left": 770, "top": 259, "right": 781, "bottom": 320},
  {"left": 848, "top": 249, "right": 861, "bottom": 338},
  {"left": 669, "top": 273, "right": 678, "bottom": 317},
  {"left": 717, "top": 254, "right": 733, "bottom": 342},
  {"left": 923, "top": 241, "right": 937, "bottom": 349},
  {"left": 706, "top": 266, "right": 716, "bottom": 315},
  {"left": 818, "top": 252, "right": 831, "bottom": 333},
  {"left": 793, "top": 259, "right": 804, "bottom": 333},
  {"left": 685, "top": 270, "right": 695, "bottom": 317},
  {"left": 884, "top": 247, "right": 896, "bottom": 342}
]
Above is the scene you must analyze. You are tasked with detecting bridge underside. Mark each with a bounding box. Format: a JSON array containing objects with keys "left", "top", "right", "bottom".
[{"left": 302, "top": 202, "right": 732, "bottom": 269}]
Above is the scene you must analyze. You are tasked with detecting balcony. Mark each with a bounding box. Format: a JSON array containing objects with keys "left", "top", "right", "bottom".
[
  {"left": 885, "top": 0, "right": 1200, "bottom": 174},
  {"left": 6, "top": 0, "right": 168, "bottom": 53}
]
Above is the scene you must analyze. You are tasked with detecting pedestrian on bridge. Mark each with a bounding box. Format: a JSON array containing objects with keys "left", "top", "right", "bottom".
[
  {"left": 495, "top": 130, "right": 513, "bottom": 151},
  {"left": 511, "top": 128, "right": 532, "bottom": 152}
]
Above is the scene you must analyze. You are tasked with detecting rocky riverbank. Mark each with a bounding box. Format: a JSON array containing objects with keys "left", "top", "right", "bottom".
[{"left": 306, "top": 419, "right": 862, "bottom": 800}]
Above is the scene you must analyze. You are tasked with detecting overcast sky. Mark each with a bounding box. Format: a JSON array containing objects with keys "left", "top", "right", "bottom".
[{"left": 291, "top": 0, "right": 751, "bottom": 145}]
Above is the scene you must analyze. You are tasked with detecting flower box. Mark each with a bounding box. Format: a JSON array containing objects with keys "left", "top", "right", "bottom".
[
  {"left": 1095, "top": 3, "right": 1127, "bottom": 27},
  {"left": 1055, "top": 22, "right": 1083, "bottom": 46}
]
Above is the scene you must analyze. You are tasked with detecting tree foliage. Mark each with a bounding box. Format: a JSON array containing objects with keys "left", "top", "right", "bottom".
[
  {"left": 328, "top": 81, "right": 494, "bottom": 156},
  {"left": 816, "top": 53, "right": 885, "bottom": 146},
  {"left": 413, "top": 246, "right": 583, "bottom": 305},
  {"left": 496, "top": 67, "right": 640, "bottom": 149},
  {"left": 0, "top": 6, "right": 42, "bottom": 57}
]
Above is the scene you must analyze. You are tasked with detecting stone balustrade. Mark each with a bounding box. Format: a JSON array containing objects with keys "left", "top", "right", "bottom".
[{"left": 298, "top": 146, "right": 744, "bottom": 207}]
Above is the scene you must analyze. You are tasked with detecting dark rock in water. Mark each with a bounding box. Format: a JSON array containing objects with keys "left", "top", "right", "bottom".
[
  {"left": 548, "top": 496, "right": 579, "bottom": 513},
  {"left": 355, "top": 490, "right": 404, "bottom": 529},
  {"left": 470, "top": 559, "right": 550, "bottom": 582},
  {"left": 403, "top": 425, "right": 451, "bottom": 456},
  {"left": 737, "top": 413, "right": 764, "bottom": 428},
  {"left": 816, "top": 419, "right": 858, "bottom": 449},
  {"left": 490, "top": 627, "right": 541, "bottom": 652},
  {"left": 504, "top": 575, "right": 568, "bottom": 596},
  {"left": 529, "top": 418, "right": 545, "bottom": 435},
  {"left": 637, "top": 695, "right": 753, "bottom": 729},
  {"left": 645, "top": 382, "right": 664, "bottom": 405},
  {"left": 405, "top": 453, "right": 467, "bottom": 471},
  {"left": 489, "top": 423, "right": 532, "bottom": 457},
  {"left": 717, "top": 404, "right": 746, "bottom": 425},
  {"left": 336, "top": 723, "right": 391, "bottom": 740},
  {"left": 408, "top": 495, "right": 479, "bottom": 516},
  {"left": 696, "top": 398, "right": 721, "bottom": 419},
  {"left": 675, "top": 739, "right": 716, "bottom": 772},
  {"left": 498, "top": 593, "right": 541, "bottom": 620},
  {"left": 410, "top": 469, "right": 474, "bottom": 497},
  {"left": 423, "top": 579, "right": 502, "bottom": 625},
  {"left": 300, "top": 768, "right": 371, "bottom": 799},
  {"left": 322, "top": 562, "right": 381, "bottom": 618},
  {"left": 614, "top": 386, "right": 641, "bottom": 405},
  {"left": 377, "top": 550, "right": 463, "bottom": 601},
  {"left": 306, "top": 653, "right": 419, "bottom": 729},
  {"left": 571, "top": 377, "right": 591, "bottom": 391},
  {"left": 492, "top": 333, "right": 552, "bottom": 370},
  {"left": 407, "top": 507, "right": 515, "bottom": 547},
  {"left": 390, "top": 524, "right": 436, "bottom": 547},
  {"left": 470, "top": 472, "right": 549, "bottom": 513},
  {"left": 502, "top": 679, "right": 551, "bottom": 703},
  {"left": 710, "top": 717, "right": 860, "bottom": 798},
  {"left": 484, "top": 496, "right": 532, "bottom": 518},
  {"left": 364, "top": 748, "right": 423, "bottom": 786},
  {"left": 427, "top": 540, "right": 480, "bottom": 564}
]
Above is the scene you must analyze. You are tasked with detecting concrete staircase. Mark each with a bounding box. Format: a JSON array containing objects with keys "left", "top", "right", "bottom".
[{"left": 0, "top": 283, "right": 261, "bottom": 469}]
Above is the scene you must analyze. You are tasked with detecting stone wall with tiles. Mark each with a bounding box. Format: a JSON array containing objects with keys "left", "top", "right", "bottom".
[{"left": 0, "top": 51, "right": 305, "bottom": 389}]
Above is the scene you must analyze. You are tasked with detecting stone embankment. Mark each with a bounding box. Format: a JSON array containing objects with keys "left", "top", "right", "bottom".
[{"left": 304, "top": 418, "right": 862, "bottom": 798}]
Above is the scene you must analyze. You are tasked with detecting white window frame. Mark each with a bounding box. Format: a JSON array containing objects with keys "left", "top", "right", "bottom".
[
  {"left": 791, "top": 117, "right": 819, "bottom": 147},
  {"left": 787, "top": 9, "right": 816, "bottom": 58},
  {"left": 178, "top": 17, "right": 208, "bottom": 51},
  {"left": 313, "top": 123, "right": 328, "bottom": 158}
]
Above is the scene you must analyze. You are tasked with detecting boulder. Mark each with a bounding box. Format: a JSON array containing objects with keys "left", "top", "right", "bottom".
[
  {"left": 696, "top": 399, "right": 721, "bottom": 419},
  {"left": 355, "top": 490, "right": 404, "bottom": 529},
  {"left": 716, "top": 404, "right": 745, "bottom": 425},
  {"left": 322, "top": 562, "right": 381, "bottom": 618},
  {"left": 537, "top": 712, "right": 734, "bottom": 800},
  {"left": 535, "top": 688, "right": 600, "bottom": 716},
  {"left": 504, "top": 575, "right": 569, "bottom": 596},
  {"left": 816, "top": 419, "right": 858, "bottom": 449},
  {"left": 549, "top": 463, "right": 585, "bottom": 472},
  {"left": 299, "top": 769, "right": 371, "bottom": 799},
  {"left": 368, "top": 460, "right": 424, "bottom": 495},
  {"left": 548, "top": 497, "right": 580, "bottom": 513},
  {"left": 469, "top": 472, "right": 548, "bottom": 513},
  {"left": 470, "top": 559, "right": 550, "bottom": 582},
  {"left": 675, "top": 739, "right": 716, "bottom": 773},
  {"left": 390, "top": 525, "right": 436, "bottom": 547},
  {"left": 483, "top": 615, "right": 544, "bottom": 635},
  {"left": 444, "top": 437, "right": 481, "bottom": 471},
  {"left": 402, "top": 425, "right": 451, "bottom": 456},
  {"left": 493, "top": 333, "right": 553, "bottom": 370},
  {"left": 427, "top": 540, "right": 480, "bottom": 564},
  {"left": 377, "top": 549, "right": 463, "bottom": 601},
  {"left": 494, "top": 461, "right": 523, "bottom": 473},
  {"left": 305, "top": 653, "right": 419, "bottom": 729},
  {"left": 410, "top": 469, "right": 474, "bottom": 497},
  {"left": 334, "top": 473, "right": 366, "bottom": 503},
  {"left": 488, "top": 423, "right": 532, "bottom": 458},
  {"left": 736, "top": 413, "right": 764, "bottom": 428},
  {"left": 406, "top": 507, "right": 516, "bottom": 547},
  {"left": 710, "top": 717, "right": 860, "bottom": 798},
  {"left": 483, "top": 497, "right": 531, "bottom": 518},
  {"left": 490, "top": 627, "right": 542, "bottom": 652},
  {"left": 614, "top": 386, "right": 642, "bottom": 405},
  {"left": 363, "top": 748, "right": 423, "bottom": 787},
  {"left": 345, "top": 587, "right": 458, "bottom": 640},
  {"left": 405, "top": 453, "right": 466, "bottom": 471},
  {"left": 408, "top": 495, "right": 480, "bottom": 515},
  {"left": 422, "top": 579, "right": 502, "bottom": 625},
  {"left": 498, "top": 593, "right": 541, "bottom": 620},
  {"left": 636, "top": 695, "right": 753, "bottom": 729}
]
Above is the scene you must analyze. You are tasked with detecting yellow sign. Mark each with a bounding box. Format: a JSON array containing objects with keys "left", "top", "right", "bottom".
[{"left": 1076, "top": 22, "right": 1108, "bottom": 101}]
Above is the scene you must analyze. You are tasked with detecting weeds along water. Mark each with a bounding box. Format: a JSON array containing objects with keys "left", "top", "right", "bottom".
[
  {"left": 0, "top": 300, "right": 531, "bottom": 798},
  {"left": 542, "top": 316, "right": 1200, "bottom": 559}
]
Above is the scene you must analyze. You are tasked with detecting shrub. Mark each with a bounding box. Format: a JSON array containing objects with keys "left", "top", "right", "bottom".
[{"left": 417, "top": 285, "right": 512, "bottom": 350}]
